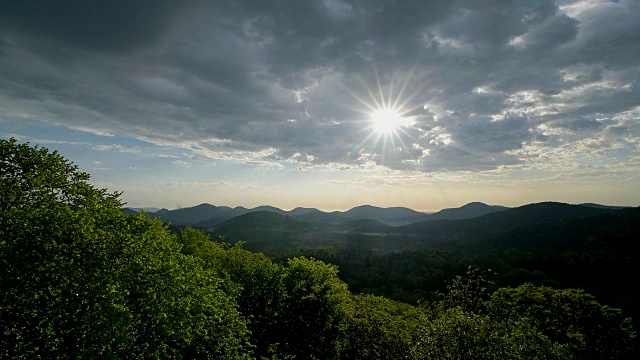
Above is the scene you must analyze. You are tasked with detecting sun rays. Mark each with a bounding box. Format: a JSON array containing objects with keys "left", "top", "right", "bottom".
[{"left": 338, "top": 56, "right": 428, "bottom": 167}]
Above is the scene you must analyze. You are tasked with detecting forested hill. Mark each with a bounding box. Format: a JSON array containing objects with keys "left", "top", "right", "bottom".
[
  {"left": 421, "top": 201, "right": 509, "bottom": 220},
  {"left": 212, "top": 211, "right": 312, "bottom": 250},
  {"left": 395, "top": 202, "right": 614, "bottom": 232},
  {"left": 379, "top": 201, "right": 620, "bottom": 248}
]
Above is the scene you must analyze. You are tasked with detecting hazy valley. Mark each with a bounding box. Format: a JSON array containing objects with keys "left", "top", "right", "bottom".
[{"left": 131, "top": 201, "right": 630, "bottom": 253}]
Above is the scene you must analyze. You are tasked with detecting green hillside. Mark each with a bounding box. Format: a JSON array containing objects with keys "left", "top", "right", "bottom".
[{"left": 212, "top": 211, "right": 312, "bottom": 252}]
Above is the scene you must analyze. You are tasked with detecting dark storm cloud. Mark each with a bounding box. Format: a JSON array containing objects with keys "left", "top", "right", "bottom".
[
  {"left": 0, "top": 0, "right": 190, "bottom": 53},
  {"left": 1, "top": 0, "right": 639, "bottom": 172}
]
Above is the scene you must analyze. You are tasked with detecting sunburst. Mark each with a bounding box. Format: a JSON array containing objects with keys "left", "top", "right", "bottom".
[
  {"left": 371, "top": 107, "right": 414, "bottom": 135},
  {"left": 339, "top": 56, "right": 427, "bottom": 165}
]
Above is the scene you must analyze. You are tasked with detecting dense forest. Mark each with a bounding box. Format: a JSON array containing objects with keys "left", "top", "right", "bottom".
[
  {"left": 1, "top": 138, "right": 637, "bottom": 359},
  {"left": 272, "top": 206, "right": 640, "bottom": 314}
]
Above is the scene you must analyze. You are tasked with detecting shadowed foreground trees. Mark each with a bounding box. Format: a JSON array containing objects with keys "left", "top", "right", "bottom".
[
  {"left": 412, "top": 267, "right": 636, "bottom": 359},
  {"left": 1, "top": 138, "right": 636, "bottom": 359}
]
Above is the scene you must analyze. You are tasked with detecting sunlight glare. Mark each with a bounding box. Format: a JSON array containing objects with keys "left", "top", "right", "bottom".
[{"left": 371, "top": 108, "right": 407, "bottom": 135}]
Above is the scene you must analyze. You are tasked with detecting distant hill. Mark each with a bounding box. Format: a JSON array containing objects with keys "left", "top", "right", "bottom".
[
  {"left": 211, "top": 211, "right": 312, "bottom": 252},
  {"left": 579, "top": 203, "right": 629, "bottom": 210},
  {"left": 488, "top": 206, "right": 640, "bottom": 252},
  {"left": 251, "top": 205, "right": 288, "bottom": 215},
  {"left": 125, "top": 207, "right": 161, "bottom": 213},
  {"left": 340, "top": 202, "right": 511, "bottom": 226},
  {"left": 149, "top": 202, "right": 516, "bottom": 228},
  {"left": 152, "top": 203, "right": 227, "bottom": 224},
  {"left": 471, "top": 202, "right": 613, "bottom": 228},
  {"left": 344, "top": 205, "right": 425, "bottom": 221},
  {"left": 284, "top": 205, "right": 428, "bottom": 226},
  {"left": 398, "top": 202, "right": 612, "bottom": 235},
  {"left": 424, "top": 202, "right": 508, "bottom": 220},
  {"left": 335, "top": 219, "right": 391, "bottom": 233},
  {"left": 288, "top": 207, "right": 320, "bottom": 216},
  {"left": 345, "top": 202, "right": 616, "bottom": 249},
  {"left": 214, "top": 211, "right": 308, "bottom": 233},
  {"left": 291, "top": 210, "right": 357, "bottom": 225}
]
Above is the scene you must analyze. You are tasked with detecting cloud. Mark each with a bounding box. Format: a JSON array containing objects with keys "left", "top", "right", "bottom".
[
  {"left": 1, "top": 0, "right": 638, "bottom": 173},
  {"left": 167, "top": 180, "right": 234, "bottom": 187},
  {"left": 0, "top": 0, "right": 189, "bottom": 53},
  {"left": 170, "top": 160, "right": 192, "bottom": 168},
  {"left": 92, "top": 144, "right": 140, "bottom": 153}
]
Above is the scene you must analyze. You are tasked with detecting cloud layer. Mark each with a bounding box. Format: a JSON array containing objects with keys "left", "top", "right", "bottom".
[{"left": 1, "top": 0, "right": 638, "bottom": 173}]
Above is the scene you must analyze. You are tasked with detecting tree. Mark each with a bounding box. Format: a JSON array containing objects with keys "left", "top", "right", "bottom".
[
  {"left": 438, "top": 266, "right": 492, "bottom": 314},
  {"left": 412, "top": 267, "right": 635, "bottom": 359},
  {"left": 488, "top": 284, "right": 636, "bottom": 359},
  {"left": 178, "top": 230, "right": 358, "bottom": 359},
  {"left": 177, "top": 228, "right": 286, "bottom": 359},
  {"left": 339, "top": 294, "right": 423, "bottom": 359},
  {"left": 275, "top": 257, "right": 350, "bottom": 359},
  {"left": 0, "top": 137, "right": 121, "bottom": 212},
  {"left": 0, "top": 138, "right": 251, "bottom": 358}
]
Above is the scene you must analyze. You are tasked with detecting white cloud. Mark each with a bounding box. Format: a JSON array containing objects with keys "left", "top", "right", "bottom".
[
  {"left": 167, "top": 180, "right": 234, "bottom": 187},
  {"left": 93, "top": 144, "right": 140, "bottom": 153},
  {"left": 170, "top": 160, "right": 192, "bottom": 168}
]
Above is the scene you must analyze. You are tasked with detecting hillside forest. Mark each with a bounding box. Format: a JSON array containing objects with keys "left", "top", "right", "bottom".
[{"left": 1, "top": 137, "right": 637, "bottom": 359}]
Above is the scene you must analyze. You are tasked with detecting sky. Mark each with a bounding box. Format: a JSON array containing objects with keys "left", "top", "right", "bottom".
[{"left": 1, "top": 0, "right": 639, "bottom": 211}]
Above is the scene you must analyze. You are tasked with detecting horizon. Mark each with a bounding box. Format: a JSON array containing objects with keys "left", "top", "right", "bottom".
[
  {"left": 126, "top": 200, "right": 634, "bottom": 214},
  {"left": 2, "top": 1, "right": 639, "bottom": 211}
]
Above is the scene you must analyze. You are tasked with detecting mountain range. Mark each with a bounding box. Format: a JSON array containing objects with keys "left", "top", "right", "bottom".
[
  {"left": 125, "top": 201, "right": 633, "bottom": 253},
  {"left": 129, "top": 201, "right": 509, "bottom": 227}
]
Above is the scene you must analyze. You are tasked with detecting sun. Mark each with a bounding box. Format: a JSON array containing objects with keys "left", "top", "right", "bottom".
[
  {"left": 371, "top": 107, "right": 413, "bottom": 135},
  {"left": 371, "top": 108, "right": 401, "bottom": 134},
  {"left": 339, "top": 56, "right": 424, "bottom": 155}
]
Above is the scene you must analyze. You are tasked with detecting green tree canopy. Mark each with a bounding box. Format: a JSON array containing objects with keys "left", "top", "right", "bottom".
[
  {"left": 412, "top": 267, "right": 636, "bottom": 359},
  {"left": 488, "top": 283, "right": 636, "bottom": 359},
  {"left": 0, "top": 137, "right": 121, "bottom": 211},
  {"left": 0, "top": 138, "right": 251, "bottom": 358}
]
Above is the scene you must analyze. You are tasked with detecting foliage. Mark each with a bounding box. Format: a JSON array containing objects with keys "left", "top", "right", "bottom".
[
  {"left": 276, "top": 257, "right": 350, "bottom": 359},
  {"left": 339, "top": 294, "right": 423, "bottom": 359},
  {"left": 0, "top": 137, "right": 121, "bottom": 212},
  {"left": 412, "top": 307, "right": 565, "bottom": 360},
  {"left": 439, "top": 266, "right": 492, "bottom": 314},
  {"left": 178, "top": 228, "right": 286, "bottom": 359},
  {"left": 411, "top": 267, "right": 635, "bottom": 359},
  {"left": 488, "top": 284, "right": 636, "bottom": 359},
  {"left": 178, "top": 229, "right": 351, "bottom": 359},
  {"left": 0, "top": 138, "right": 251, "bottom": 358}
]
